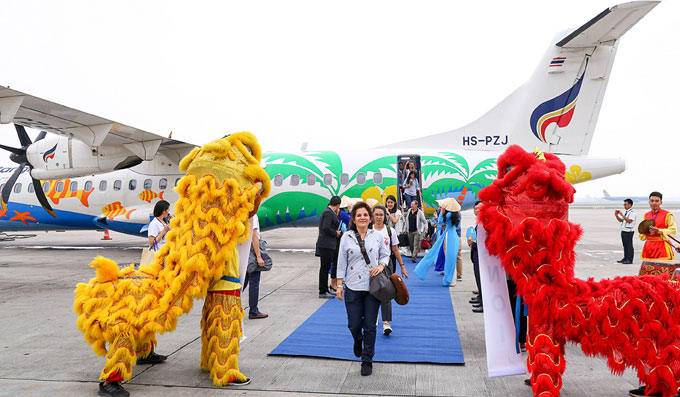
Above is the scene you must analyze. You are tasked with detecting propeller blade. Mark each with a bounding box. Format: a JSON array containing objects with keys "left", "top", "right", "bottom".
[
  {"left": 35, "top": 131, "right": 47, "bottom": 142},
  {"left": 0, "top": 162, "right": 24, "bottom": 210},
  {"left": 32, "top": 178, "right": 56, "bottom": 218},
  {"left": 14, "top": 124, "right": 32, "bottom": 147},
  {"left": 0, "top": 144, "right": 23, "bottom": 155}
]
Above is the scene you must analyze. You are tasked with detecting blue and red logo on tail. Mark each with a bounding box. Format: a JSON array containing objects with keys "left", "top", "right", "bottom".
[
  {"left": 529, "top": 62, "right": 587, "bottom": 143},
  {"left": 43, "top": 144, "right": 57, "bottom": 163}
]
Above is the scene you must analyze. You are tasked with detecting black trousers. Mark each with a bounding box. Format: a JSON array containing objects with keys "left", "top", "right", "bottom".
[
  {"left": 621, "top": 231, "right": 634, "bottom": 262},
  {"left": 318, "top": 247, "right": 335, "bottom": 294},
  {"left": 471, "top": 244, "right": 481, "bottom": 302},
  {"left": 379, "top": 259, "right": 396, "bottom": 322}
]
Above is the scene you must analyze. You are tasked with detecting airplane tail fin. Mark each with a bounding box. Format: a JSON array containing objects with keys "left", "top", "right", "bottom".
[
  {"left": 603, "top": 190, "right": 611, "bottom": 198},
  {"left": 379, "top": 1, "right": 659, "bottom": 155}
]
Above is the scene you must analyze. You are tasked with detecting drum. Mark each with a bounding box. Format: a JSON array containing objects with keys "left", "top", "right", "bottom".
[
  {"left": 639, "top": 259, "right": 680, "bottom": 278},
  {"left": 673, "top": 268, "right": 680, "bottom": 282}
]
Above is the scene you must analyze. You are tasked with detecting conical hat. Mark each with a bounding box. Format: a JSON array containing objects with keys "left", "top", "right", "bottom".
[
  {"left": 436, "top": 197, "right": 461, "bottom": 212},
  {"left": 366, "top": 198, "right": 380, "bottom": 208},
  {"left": 340, "top": 196, "right": 358, "bottom": 209}
]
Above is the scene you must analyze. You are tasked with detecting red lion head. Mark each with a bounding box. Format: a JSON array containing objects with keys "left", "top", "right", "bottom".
[{"left": 478, "top": 145, "right": 582, "bottom": 288}]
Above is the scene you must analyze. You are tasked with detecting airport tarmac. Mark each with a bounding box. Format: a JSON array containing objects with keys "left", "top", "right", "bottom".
[{"left": 0, "top": 208, "right": 655, "bottom": 396}]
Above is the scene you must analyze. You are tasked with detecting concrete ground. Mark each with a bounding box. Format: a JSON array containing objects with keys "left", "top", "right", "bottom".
[{"left": 0, "top": 208, "right": 656, "bottom": 396}]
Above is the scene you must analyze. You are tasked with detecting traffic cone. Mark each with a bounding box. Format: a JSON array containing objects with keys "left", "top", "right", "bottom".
[{"left": 101, "top": 230, "right": 112, "bottom": 240}]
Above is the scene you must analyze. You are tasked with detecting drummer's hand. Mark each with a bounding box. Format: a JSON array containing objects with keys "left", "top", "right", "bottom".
[
  {"left": 370, "top": 264, "right": 385, "bottom": 277},
  {"left": 336, "top": 286, "right": 344, "bottom": 301},
  {"left": 675, "top": 247, "right": 680, "bottom": 254},
  {"left": 649, "top": 226, "right": 660, "bottom": 234}
]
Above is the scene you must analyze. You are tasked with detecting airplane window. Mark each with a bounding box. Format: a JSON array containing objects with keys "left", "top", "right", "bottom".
[
  {"left": 129, "top": 180, "right": 137, "bottom": 191},
  {"left": 42, "top": 182, "right": 50, "bottom": 193},
  {"left": 70, "top": 181, "right": 78, "bottom": 192},
  {"left": 28, "top": 184, "right": 34, "bottom": 193},
  {"left": 291, "top": 175, "right": 300, "bottom": 186},
  {"left": 84, "top": 181, "right": 93, "bottom": 191},
  {"left": 99, "top": 180, "right": 107, "bottom": 192},
  {"left": 307, "top": 174, "right": 315, "bottom": 186},
  {"left": 273, "top": 174, "right": 283, "bottom": 187},
  {"left": 56, "top": 181, "right": 64, "bottom": 193},
  {"left": 113, "top": 180, "right": 122, "bottom": 191},
  {"left": 373, "top": 172, "right": 383, "bottom": 185},
  {"left": 340, "top": 173, "right": 349, "bottom": 185},
  {"left": 159, "top": 178, "right": 167, "bottom": 190},
  {"left": 144, "top": 179, "right": 152, "bottom": 190},
  {"left": 175, "top": 178, "right": 181, "bottom": 187},
  {"left": 14, "top": 183, "right": 21, "bottom": 193},
  {"left": 356, "top": 172, "right": 366, "bottom": 185},
  {"left": 323, "top": 174, "right": 332, "bottom": 185}
]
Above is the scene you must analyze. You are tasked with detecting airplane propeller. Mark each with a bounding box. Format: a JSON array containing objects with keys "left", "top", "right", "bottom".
[{"left": 0, "top": 125, "right": 56, "bottom": 217}]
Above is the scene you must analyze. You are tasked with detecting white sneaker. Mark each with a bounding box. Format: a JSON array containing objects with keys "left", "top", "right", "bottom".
[{"left": 383, "top": 321, "right": 392, "bottom": 335}]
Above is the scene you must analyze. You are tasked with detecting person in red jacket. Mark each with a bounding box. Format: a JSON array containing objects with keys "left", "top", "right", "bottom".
[{"left": 639, "top": 191, "right": 677, "bottom": 260}]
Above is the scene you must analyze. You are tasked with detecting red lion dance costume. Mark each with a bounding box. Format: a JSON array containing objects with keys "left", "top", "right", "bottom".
[{"left": 478, "top": 145, "right": 680, "bottom": 397}]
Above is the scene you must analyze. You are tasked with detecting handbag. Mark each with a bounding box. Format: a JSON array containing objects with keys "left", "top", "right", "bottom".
[
  {"left": 248, "top": 239, "right": 273, "bottom": 273},
  {"left": 397, "top": 232, "right": 409, "bottom": 247},
  {"left": 140, "top": 247, "right": 156, "bottom": 266},
  {"left": 369, "top": 264, "right": 397, "bottom": 302},
  {"left": 353, "top": 231, "right": 397, "bottom": 302}
]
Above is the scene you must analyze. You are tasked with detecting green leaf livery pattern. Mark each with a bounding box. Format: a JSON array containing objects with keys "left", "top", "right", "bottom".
[{"left": 259, "top": 151, "right": 497, "bottom": 228}]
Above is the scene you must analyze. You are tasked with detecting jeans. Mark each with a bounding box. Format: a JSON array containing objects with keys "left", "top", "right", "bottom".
[
  {"left": 621, "top": 231, "right": 634, "bottom": 262},
  {"left": 404, "top": 194, "right": 417, "bottom": 208},
  {"left": 344, "top": 287, "right": 380, "bottom": 362},
  {"left": 242, "top": 271, "right": 261, "bottom": 316},
  {"left": 318, "top": 247, "right": 334, "bottom": 294}
]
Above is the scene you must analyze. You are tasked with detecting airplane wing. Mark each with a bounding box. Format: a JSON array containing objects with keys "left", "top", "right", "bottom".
[
  {"left": 556, "top": 1, "right": 659, "bottom": 48},
  {"left": 0, "top": 85, "right": 197, "bottom": 161}
]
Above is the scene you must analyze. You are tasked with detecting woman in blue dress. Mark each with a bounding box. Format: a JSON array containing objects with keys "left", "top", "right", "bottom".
[{"left": 414, "top": 199, "right": 461, "bottom": 286}]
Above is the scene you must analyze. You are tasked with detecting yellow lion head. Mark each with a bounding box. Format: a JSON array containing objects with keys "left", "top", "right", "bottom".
[{"left": 179, "top": 132, "right": 271, "bottom": 216}]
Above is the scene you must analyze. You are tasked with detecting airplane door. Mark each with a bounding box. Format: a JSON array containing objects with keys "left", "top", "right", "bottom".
[{"left": 396, "top": 154, "right": 421, "bottom": 209}]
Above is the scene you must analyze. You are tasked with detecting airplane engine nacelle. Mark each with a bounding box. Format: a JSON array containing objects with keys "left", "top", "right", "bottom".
[{"left": 26, "top": 136, "right": 142, "bottom": 179}]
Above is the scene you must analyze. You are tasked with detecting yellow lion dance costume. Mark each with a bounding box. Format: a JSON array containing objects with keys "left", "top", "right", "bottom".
[{"left": 74, "top": 132, "right": 270, "bottom": 388}]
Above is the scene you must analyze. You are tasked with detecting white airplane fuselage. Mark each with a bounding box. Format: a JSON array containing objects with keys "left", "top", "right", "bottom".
[{"left": 0, "top": 148, "right": 625, "bottom": 235}]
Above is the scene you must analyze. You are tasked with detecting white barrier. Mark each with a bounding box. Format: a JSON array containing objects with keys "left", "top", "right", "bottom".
[{"left": 478, "top": 225, "right": 526, "bottom": 377}]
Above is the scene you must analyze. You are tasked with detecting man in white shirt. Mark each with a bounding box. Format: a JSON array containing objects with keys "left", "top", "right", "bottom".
[{"left": 614, "top": 198, "right": 637, "bottom": 264}]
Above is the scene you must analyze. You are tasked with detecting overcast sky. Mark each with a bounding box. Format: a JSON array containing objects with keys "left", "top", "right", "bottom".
[{"left": 0, "top": 0, "right": 676, "bottom": 198}]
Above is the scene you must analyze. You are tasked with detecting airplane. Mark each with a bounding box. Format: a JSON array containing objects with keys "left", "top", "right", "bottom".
[
  {"left": 0, "top": 1, "right": 658, "bottom": 236},
  {"left": 600, "top": 190, "right": 680, "bottom": 206},
  {"left": 602, "top": 190, "right": 646, "bottom": 203}
]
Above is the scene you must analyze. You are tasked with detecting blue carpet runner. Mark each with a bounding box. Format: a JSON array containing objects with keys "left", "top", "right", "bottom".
[{"left": 269, "top": 259, "right": 465, "bottom": 364}]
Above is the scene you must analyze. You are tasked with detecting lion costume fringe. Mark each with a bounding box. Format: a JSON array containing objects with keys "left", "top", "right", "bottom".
[
  {"left": 73, "top": 132, "right": 270, "bottom": 386},
  {"left": 478, "top": 146, "right": 680, "bottom": 397}
]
